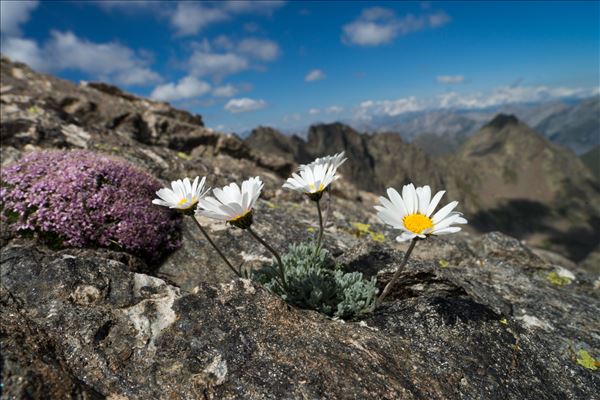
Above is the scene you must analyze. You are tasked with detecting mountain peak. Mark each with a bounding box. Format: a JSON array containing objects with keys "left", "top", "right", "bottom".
[
  {"left": 485, "top": 114, "right": 520, "bottom": 129},
  {"left": 486, "top": 113, "right": 519, "bottom": 129}
]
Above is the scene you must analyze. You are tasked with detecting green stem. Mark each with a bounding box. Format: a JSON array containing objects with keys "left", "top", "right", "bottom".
[
  {"left": 375, "top": 238, "right": 418, "bottom": 306},
  {"left": 323, "top": 185, "right": 332, "bottom": 232},
  {"left": 247, "top": 226, "right": 287, "bottom": 289},
  {"left": 191, "top": 216, "right": 241, "bottom": 277},
  {"left": 316, "top": 199, "right": 324, "bottom": 251}
]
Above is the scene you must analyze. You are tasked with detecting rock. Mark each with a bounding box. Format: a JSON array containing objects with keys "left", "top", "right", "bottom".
[{"left": 2, "top": 231, "right": 599, "bottom": 399}]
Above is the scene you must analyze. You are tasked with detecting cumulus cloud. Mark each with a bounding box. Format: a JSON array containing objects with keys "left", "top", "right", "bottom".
[
  {"left": 171, "top": 3, "right": 229, "bottom": 36},
  {"left": 355, "top": 85, "right": 599, "bottom": 120},
  {"left": 342, "top": 7, "right": 451, "bottom": 46},
  {"left": 224, "top": 97, "right": 266, "bottom": 113},
  {"left": 171, "top": 1, "right": 284, "bottom": 36},
  {"left": 237, "top": 38, "right": 280, "bottom": 61},
  {"left": 0, "top": 0, "right": 38, "bottom": 36},
  {"left": 150, "top": 76, "right": 211, "bottom": 102},
  {"left": 1, "top": 37, "right": 45, "bottom": 70},
  {"left": 305, "top": 69, "right": 325, "bottom": 82},
  {"left": 186, "top": 36, "right": 280, "bottom": 81},
  {"left": 92, "top": 0, "right": 159, "bottom": 12},
  {"left": 283, "top": 113, "right": 301, "bottom": 122},
  {"left": 327, "top": 105, "right": 344, "bottom": 114},
  {"left": 188, "top": 50, "right": 248, "bottom": 79},
  {"left": 436, "top": 75, "right": 465, "bottom": 84},
  {"left": 213, "top": 84, "right": 237, "bottom": 97},
  {"left": 308, "top": 108, "right": 320, "bottom": 115},
  {"left": 1, "top": 30, "right": 161, "bottom": 86}
]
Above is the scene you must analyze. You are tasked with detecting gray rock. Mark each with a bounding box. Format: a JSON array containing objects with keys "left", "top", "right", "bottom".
[{"left": 2, "top": 231, "right": 598, "bottom": 399}]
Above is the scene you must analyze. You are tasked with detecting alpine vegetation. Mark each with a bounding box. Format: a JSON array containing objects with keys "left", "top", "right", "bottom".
[
  {"left": 154, "top": 152, "right": 378, "bottom": 319},
  {"left": 196, "top": 176, "right": 287, "bottom": 283},
  {"left": 284, "top": 152, "right": 347, "bottom": 250},
  {"left": 375, "top": 184, "right": 467, "bottom": 304},
  {"left": 153, "top": 176, "right": 241, "bottom": 277},
  {"left": 0, "top": 150, "right": 181, "bottom": 261},
  {"left": 254, "top": 242, "right": 378, "bottom": 319}
]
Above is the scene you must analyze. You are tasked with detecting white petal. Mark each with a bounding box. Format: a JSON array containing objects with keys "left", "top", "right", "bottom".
[
  {"left": 433, "top": 213, "right": 461, "bottom": 231},
  {"left": 377, "top": 210, "right": 404, "bottom": 228},
  {"left": 402, "top": 184, "right": 416, "bottom": 215},
  {"left": 426, "top": 190, "right": 446, "bottom": 217},
  {"left": 418, "top": 185, "right": 431, "bottom": 214},
  {"left": 432, "top": 201, "right": 458, "bottom": 224},
  {"left": 432, "top": 227, "right": 461, "bottom": 235},
  {"left": 183, "top": 177, "right": 192, "bottom": 195},
  {"left": 387, "top": 188, "right": 408, "bottom": 217},
  {"left": 152, "top": 199, "right": 171, "bottom": 207},
  {"left": 396, "top": 232, "right": 416, "bottom": 242},
  {"left": 156, "top": 188, "right": 178, "bottom": 204}
]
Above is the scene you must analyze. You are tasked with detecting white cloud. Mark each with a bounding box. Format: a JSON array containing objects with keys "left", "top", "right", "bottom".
[
  {"left": 150, "top": 76, "right": 211, "bottom": 102},
  {"left": 237, "top": 38, "right": 280, "bottom": 61},
  {"left": 0, "top": 0, "right": 38, "bottom": 36},
  {"left": 342, "top": 7, "right": 451, "bottom": 46},
  {"left": 355, "top": 85, "right": 599, "bottom": 120},
  {"left": 308, "top": 108, "right": 320, "bottom": 115},
  {"left": 170, "top": 1, "right": 284, "bottom": 36},
  {"left": 1, "top": 30, "right": 161, "bottom": 86},
  {"left": 213, "top": 84, "right": 237, "bottom": 97},
  {"left": 224, "top": 97, "right": 266, "bottom": 113},
  {"left": 327, "top": 105, "right": 344, "bottom": 114},
  {"left": 436, "top": 75, "right": 465, "bottom": 84},
  {"left": 188, "top": 50, "right": 248, "bottom": 79},
  {"left": 1, "top": 37, "right": 45, "bottom": 70},
  {"left": 93, "top": 0, "right": 159, "bottom": 12},
  {"left": 305, "top": 69, "right": 325, "bottom": 82},
  {"left": 283, "top": 113, "right": 301, "bottom": 122},
  {"left": 222, "top": 0, "right": 285, "bottom": 14},
  {"left": 171, "top": 3, "right": 229, "bottom": 36},
  {"left": 186, "top": 36, "right": 279, "bottom": 80}
]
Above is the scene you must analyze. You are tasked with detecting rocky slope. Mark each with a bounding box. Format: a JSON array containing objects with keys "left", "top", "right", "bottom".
[
  {"left": 535, "top": 96, "right": 600, "bottom": 155},
  {"left": 1, "top": 56, "right": 600, "bottom": 399},
  {"left": 246, "top": 118, "right": 600, "bottom": 263},
  {"left": 581, "top": 145, "right": 600, "bottom": 180},
  {"left": 455, "top": 115, "right": 600, "bottom": 261},
  {"left": 352, "top": 97, "right": 599, "bottom": 156}
]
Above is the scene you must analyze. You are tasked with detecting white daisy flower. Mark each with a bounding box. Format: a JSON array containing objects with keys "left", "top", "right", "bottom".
[
  {"left": 283, "top": 163, "right": 339, "bottom": 200},
  {"left": 196, "top": 176, "right": 263, "bottom": 229},
  {"left": 152, "top": 176, "right": 209, "bottom": 212},
  {"left": 375, "top": 183, "right": 467, "bottom": 242},
  {"left": 300, "top": 151, "right": 347, "bottom": 172}
]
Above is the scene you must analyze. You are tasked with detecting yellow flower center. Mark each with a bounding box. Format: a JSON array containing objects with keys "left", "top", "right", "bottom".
[
  {"left": 403, "top": 213, "right": 433, "bottom": 234},
  {"left": 178, "top": 197, "right": 197, "bottom": 207},
  {"left": 228, "top": 209, "right": 251, "bottom": 223},
  {"left": 309, "top": 183, "right": 325, "bottom": 192}
]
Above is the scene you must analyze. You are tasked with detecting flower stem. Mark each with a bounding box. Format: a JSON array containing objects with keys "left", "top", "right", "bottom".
[
  {"left": 375, "top": 238, "right": 418, "bottom": 306},
  {"left": 247, "top": 226, "right": 287, "bottom": 289},
  {"left": 191, "top": 216, "right": 241, "bottom": 277},
  {"left": 323, "top": 186, "right": 332, "bottom": 233},
  {"left": 316, "top": 199, "right": 324, "bottom": 251}
]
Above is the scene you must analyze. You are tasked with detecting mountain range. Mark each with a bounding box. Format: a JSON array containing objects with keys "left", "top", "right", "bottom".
[
  {"left": 246, "top": 115, "right": 600, "bottom": 262},
  {"left": 270, "top": 96, "right": 599, "bottom": 156}
]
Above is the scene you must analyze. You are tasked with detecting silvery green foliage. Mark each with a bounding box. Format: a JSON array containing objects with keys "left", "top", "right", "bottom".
[{"left": 254, "top": 242, "right": 378, "bottom": 319}]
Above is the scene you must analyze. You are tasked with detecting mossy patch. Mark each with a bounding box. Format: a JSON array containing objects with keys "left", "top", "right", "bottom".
[
  {"left": 438, "top": 259, "right": 449, "bottom": 268},
  {"left": 576, "top": 350, "right": 599, "bottom": 371},
  {"left": 350, "top": 222, "right": 385, "bottom": 242},
  {"left": 546, "top": 271, "right": 572, "bottom": 286},
  {"left": 176, "top": 151, "right": 192, "bottom": 161}
]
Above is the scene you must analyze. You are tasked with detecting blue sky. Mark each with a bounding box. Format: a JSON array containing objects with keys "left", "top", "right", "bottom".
[{"left": 1, "top": 1, "right": 598, "bottom": 133}]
